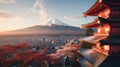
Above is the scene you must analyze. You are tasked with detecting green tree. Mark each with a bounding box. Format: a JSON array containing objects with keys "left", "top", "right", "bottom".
[{"left": 85, "top": 28, "right": 94, "bottom": 36}]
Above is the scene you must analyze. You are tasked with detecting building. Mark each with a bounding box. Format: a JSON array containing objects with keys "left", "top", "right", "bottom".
[{"left": 81, "top": 0, "right": 120, "bottom": 67}]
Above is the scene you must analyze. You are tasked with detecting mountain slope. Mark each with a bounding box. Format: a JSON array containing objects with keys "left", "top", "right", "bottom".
[{"left": 0, "top": 18, "right": 86, "bottom": 36}]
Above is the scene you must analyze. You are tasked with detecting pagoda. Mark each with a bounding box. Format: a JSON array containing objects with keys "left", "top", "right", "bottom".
[{"left": 81, "top": 0, "right": 120, "bottom": 67}]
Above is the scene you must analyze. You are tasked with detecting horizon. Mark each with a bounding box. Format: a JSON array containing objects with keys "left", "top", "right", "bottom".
[{"left": 0, "top": 0, "right": 96, "bottom": 32}]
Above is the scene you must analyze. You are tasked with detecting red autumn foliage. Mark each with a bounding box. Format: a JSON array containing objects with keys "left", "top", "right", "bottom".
[{"left": 0, "top": 43, "right": 51, "bottom": 67}]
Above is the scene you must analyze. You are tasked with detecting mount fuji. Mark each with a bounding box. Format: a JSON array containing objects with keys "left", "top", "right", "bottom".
[
  {"left": 0, "top": 18, "right": 86, "bottom": 36},
  {"left": 39, "top": 18, "right": 68, "bottom": 26}
]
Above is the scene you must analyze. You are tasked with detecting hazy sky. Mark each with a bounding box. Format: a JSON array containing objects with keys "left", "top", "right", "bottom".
[{"left": 0, "top": 0, "right": 96, "bottom": 32}]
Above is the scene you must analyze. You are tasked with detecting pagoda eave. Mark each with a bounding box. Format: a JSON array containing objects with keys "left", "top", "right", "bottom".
[
  {"left": 82, "top": 24, "right": 100, "bottom": 28},
  {"left": 83, "top": 0, "right": 107, "bottom": 16},
  {"left": 81, "top": 19, "right": 100, "bottom": 28}
]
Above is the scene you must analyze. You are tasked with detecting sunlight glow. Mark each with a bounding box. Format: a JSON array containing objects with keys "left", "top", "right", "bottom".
[
  {"left": 97, "top": 24, "right": 110, "bottom": 34},
  {"left": 103, "top": 45, "right": 110, "bottom": 51}
]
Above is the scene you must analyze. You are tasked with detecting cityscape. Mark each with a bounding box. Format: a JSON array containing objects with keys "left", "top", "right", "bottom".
[{"left": 0, "top": 35, "right": 84, "bottom": 67}]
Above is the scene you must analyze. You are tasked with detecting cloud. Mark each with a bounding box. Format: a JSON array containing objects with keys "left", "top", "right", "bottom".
[
  {"left": 30, "top": 0, "right": 48, "bottom": 21},
  {"left": 0, "top": 10, "right": 11, "bottom": 18},
  {"left": 0, "top": 10, "right": 23, "bottom": 21},
  {"left": 0, "top": 0, "right": 16, "bottom": 3},
  {"left": 63, "top": 16, "right": 82, "bottom": 21}
]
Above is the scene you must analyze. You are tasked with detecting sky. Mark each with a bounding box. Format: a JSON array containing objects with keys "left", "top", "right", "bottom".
[{"left": 0, "top": 0, "right": 96, "bottom": 32}]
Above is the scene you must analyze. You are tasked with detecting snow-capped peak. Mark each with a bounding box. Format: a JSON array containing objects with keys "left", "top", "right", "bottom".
[{"left": 39, "top": 18, "right": 68, "bottom": 26}]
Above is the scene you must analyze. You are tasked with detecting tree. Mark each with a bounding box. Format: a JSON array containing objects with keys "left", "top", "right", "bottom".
[{"left": 85, "top": 28, "right": 94, "bottom": 36}]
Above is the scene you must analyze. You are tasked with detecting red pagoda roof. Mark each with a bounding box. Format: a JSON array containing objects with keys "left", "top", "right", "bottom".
[
  {"left": 83, "top": 0, "right": 108, "bottom": 16},
  {"left": 83, "top": 0, "right": 120, "bottom": 16},
  {"left": 81, "top": 16, "right": 120, "bottom": 28},
  {"left": 81, "top": 18, "right": 100, "bottom": 28}
]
